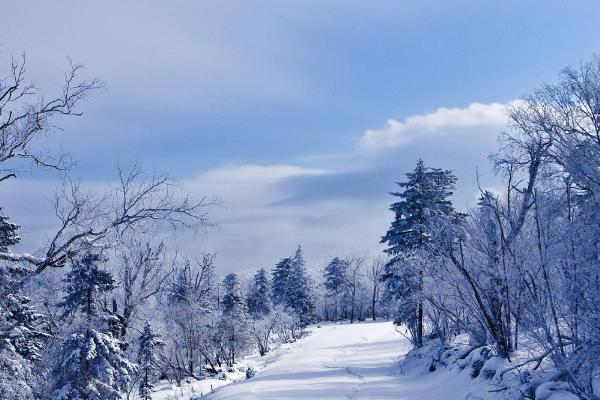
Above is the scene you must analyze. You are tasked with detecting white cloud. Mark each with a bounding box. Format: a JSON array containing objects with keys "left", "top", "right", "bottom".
[{"left": 359, "top": 102, "right": 510, "bottom": 151}]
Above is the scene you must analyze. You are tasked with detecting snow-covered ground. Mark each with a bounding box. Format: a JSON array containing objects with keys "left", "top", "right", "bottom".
[{"left": 151, "top": 321, "right": 498, "bottom": 400}]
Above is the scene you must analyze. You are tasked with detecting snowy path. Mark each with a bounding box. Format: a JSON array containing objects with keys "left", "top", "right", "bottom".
[{"left": 202, "top": 321, "right": 484, "bottom": 400}]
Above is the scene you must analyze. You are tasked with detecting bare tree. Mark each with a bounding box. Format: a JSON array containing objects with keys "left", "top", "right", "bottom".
[
  {"left": 0, "top": 164, "right": 214, "bottom": 296},
  {"left": 114, "top": 240, "right": 172, "bottom": 338},
  {"left": 163, "top": 254, "right": 218, "bottom": 379},
  {"left": 367, "top": 257, "right": 385, "bottom": 321},
  {"left": 345, "top": 256, "right": 365, "bottom": 323},
  {"left": 0, "top": 55, "right": 102, "bottom": 181}
]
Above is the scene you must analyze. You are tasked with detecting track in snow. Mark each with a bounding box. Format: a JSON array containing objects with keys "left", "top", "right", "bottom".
[
  {"left": 202, "top": 320, "right": 483, "bottom": 400},
  {"left": 158, "top": 321, "right": 516, "bottom": 399}
]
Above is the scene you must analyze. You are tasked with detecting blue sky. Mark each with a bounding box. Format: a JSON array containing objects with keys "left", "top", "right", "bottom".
[{"left": 3, "top": 1, "right": 600, "bottom": 272}]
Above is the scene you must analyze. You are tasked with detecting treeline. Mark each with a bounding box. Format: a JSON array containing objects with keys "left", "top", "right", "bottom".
[{"left": 379, "top": 56, "right": 600, "bottom": 398}]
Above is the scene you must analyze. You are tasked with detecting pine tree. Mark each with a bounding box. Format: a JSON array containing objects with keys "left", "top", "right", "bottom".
[
  {"left": 1, "top": 218, "right": 47, "bottom": 360},
  {"left": 52, "top": 251, "right": 136, "bottom": 400},
  {"left": 247, "top": 268, "right": 272, "bottom": 318},
  {"left": 219, "top": 273, "right": 251, "bottom": 366},
  {"left": 0, "top": 207, "right": 20, "bottom": 252},
  {"left": 3, "top": 291, "right": 49, "bottom": 361},
  {"left": 322, "top": 257, "right": 350, "bottom": 321},
  {"left": 58, "top": 251, "right": 115, "bottom": 318},
  {"left": 221, "top": 273, "right": 244, "bottom": 314},
  {"left": 51, "top": 327, "right": 137, "bottom": 400},
  {"left": 271, "top": 257, "right": 292, "bottom": 305},
  {"left": 167, "top": 265, "right": 192, "bottom": 305},
  {"left": 285, "top": 246, "right": 315, "bottom": 326},
  {"left": 382, "top": 159, "right": 457, "bottom": 259},
  {"left": 138, "top": 322, "right": 164, "bottom": 400},
  {"left": 0, "top": 210, "right": 47, "bottom": 399},
  {"left": 381, "top": 159, "right": 458, "bottom": 347}
]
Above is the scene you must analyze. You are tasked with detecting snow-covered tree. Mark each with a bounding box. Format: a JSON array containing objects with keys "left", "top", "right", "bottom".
[
  {"left": 162, "top": 255, "right": 216, "bottom": 380},
  {"left": 51, "top": 327, "right": 137, "bottom": 400},
  {"left": 137, "top": 322, "right": 164, "bottom": 400},
  {"left": 346, "top": 256, "right": 366, "bottom": 323},
  {"left": 322, "top": 257, "right": 349, "bottom": 321},
  {"left": 367, "top": 257, "right": 385, "bottom": 321},
  {"left": 219, "top": 273, "right": 251, "bottom": 366},
  {"left": 285, "top": 246, "right": 316, "bottom": 326},
  {"left": 0, "top": 210, "right": 49, "bottom": 399},
  {"left": 0, "top": 209, "right": 19, "bottom": 252},
  {"left": 221, "top": 273, "right": 245, "bottom": 315},
  {"left": 271, "top": 257, "right": 292, "bottom": 306},
  {"left": 247, "top": 268, "right": 271, "bottom": 319},
  {"left": 58, "top": 251, "right": 115, "bottom": 319},
  {"left": 51, "top": 251, "right": 136, "bottom": 400},
  {"left": 381, "top": 159, "right": 458, "bottom": 347}
]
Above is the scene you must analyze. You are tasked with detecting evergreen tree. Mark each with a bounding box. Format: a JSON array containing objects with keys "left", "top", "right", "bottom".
[
  {"left": 167, "top": 265, "right": 192, "bottom": 305},
  {"left": 381, "top": 159, "right": 458, "bottom": 347},
  {"left": 52, "top": 251, "right": 136, "bottom": 400},
  {"left": 138, "top": 322, "right": 164, "bottom": 400},
  {"left": 58, "top": 251, "right": 115, "bottom": 318},
  {"left": 51, "top": 327, "right": 137, "bottom": 400},
  {"left": 0, "top": 210, "right": 47, "bottom": 399},
  {"left": 271, "top": 257, "right": 292, "bottom": 305},
  {"left": 247, "top": 268, "right": 271, "bottom": 318},
  {"left": 322, "top": 257, "right": 350, "bottom": 321},
  {"left": 221, "top": 273, "right": 244, "bottom": 314},
  {"left": 285, "top": 246, "right": 315, "bottom": 326},
  {"left": 219, "top": 273, "right": 251, "bottom": 366},
  {"left": 0, "top": 207, "right": 20, "bottom": 252},
  {"left": 0, "top": 215, "right": 49, "bottom": 362},
  {"left": 3, "top": 291, "right": 49, "bottom": 361}
]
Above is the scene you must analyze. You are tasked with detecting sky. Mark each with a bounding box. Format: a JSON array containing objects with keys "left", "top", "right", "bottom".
[{"left": 2, "top": 0, "right": 600, "bottom": 272}]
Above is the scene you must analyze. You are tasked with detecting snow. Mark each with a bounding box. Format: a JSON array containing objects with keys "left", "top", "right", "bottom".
[{"left": 151, "top": 321, "right": 510, "bottom": 400}]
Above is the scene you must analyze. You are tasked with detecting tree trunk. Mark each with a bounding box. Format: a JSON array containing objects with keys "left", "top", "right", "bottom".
[
  {"left": 416, "top": 302, "right": 424, "bottom": 347},
  {"left": 372, "top": 285, "right": 377, "bottom": 321}
]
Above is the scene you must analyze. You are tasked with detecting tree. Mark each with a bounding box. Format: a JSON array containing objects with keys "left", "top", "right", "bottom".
[
  {"left": 51, "top": 328, "right": 137, "bottom": 400},
  {"left": 221, "top": 273, "right": 244, "bottom": 315},
  {"left": 115, "top": 241, "right": 170, "bottom": 339},
  {"left": 285, "top": 246, "right": 315, "bottom": 326},
  {"left": 162, "top": 255, "right": 216, "bottom": 380},
  {"left": 0, "top": 210, "right": 48, "bottom": 361},
  {"left": 219, "top": 273, "right": 251, "bottom": 366},
  {"left": 58, "top": 250, "right": 115, "bottom": 319},
  {"left": 322, "top": 257, "right": 349, "bottom": 321},
  {"left": 271, "top": 257, "right": 292, "bottom": 306},
  {"left": 247, "top": 268, "right": 271, "bottom": 319},
  {"left": 137, "top": 322, "right": 165, "bottom": 400},
  {"left": 367, "top": 257, "right": 384, "bottom": 321},
  {"left": 0, "top": 209, "right": 48, "bottom": 399},
  {"left": 381, "top": 159, "right": 458, "bottom": 347},
  {"left": 52, "top": 251, "right": 136, "bottom": 400},
  {"left": 0, "top": 163, "right": 213, "bottom": 300},
  {"left": 346, "top": 256, "right": 366, "bottom": 323},
  {"left": 0, "top": 55, "right": 102, "bottom": 183},
  {"left": 0, "top": 208, "right": 19, "bottom": 252}
]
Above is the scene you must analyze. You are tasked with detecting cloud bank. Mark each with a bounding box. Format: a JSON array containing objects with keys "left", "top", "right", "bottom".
[{"left": 359, "top": 102, "right": 509, "bottom": 151}]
